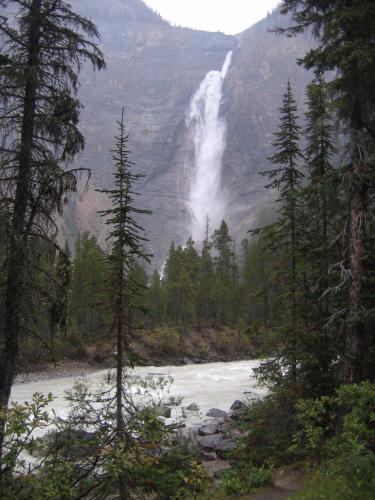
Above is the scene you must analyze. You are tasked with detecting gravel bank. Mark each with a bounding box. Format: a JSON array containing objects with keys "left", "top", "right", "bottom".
[{"left": 14, "top": 361, "right": 105, "bottom": 384}]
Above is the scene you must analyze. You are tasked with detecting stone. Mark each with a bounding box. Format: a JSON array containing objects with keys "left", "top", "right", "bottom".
[
  {"left": 230, "top": 400, "right": 248, "bottom": 411},
  {"left": 274, "top": 468, "right": 305, "bottom": 492},
  {"left": 34, "top": 429, "right": 97, "bottom": 459},
  {"left": 202, "top": 459, "right": 231, "bottom": 479},
  {"left": 216, "top": 439, "right": 237, "bottom": 453},
  {"left": 185, "top": 402, "right": 199, "bottom": 411},
  {"left": 200, "top": 451, "right": 217, "bottom": 462},
  {"left": 206, "top": 408, "right": 228, "bottom": 419},
  {"left": 165, "top": 395, "right": 183, "bottom": 407},
  {"left": 198, "top": 423, "right": 221, "bottom": 436},
  {"left": 197, "top": 433, "right": 224, "bottom": 451},
  {"left": 153, "top": 405, "right": 172, "bottom": 418}
]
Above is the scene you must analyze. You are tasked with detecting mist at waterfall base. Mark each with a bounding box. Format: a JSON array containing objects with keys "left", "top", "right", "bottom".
[{"left": 188, "top": 51, "right": 232, "bottom": 243}]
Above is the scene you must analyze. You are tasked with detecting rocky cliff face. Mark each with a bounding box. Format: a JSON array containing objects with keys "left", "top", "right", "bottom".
[{"left": 64, "top": 0, "right": 312, "bottom": 265}]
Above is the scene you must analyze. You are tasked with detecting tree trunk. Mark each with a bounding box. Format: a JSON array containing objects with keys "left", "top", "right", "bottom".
[
  {"left": 343, "top": 158, "right": 367, "bottom": 384},
  {"left": 116, "top": 298, "right": 127, "bottom": 499},
  {"left": 0, "top": 0, "right": 42, "bottom": 466}
]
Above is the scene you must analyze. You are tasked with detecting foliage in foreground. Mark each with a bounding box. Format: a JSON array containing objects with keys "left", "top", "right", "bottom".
[
  {"left": 235, "top": 382, "right": 375, "bottom": 499},
  {"left": 0, "top": 374, "right": 209, "bottom": 499},
  {"left": 218, "top": 463, "right": 273, "bottom": 496}
]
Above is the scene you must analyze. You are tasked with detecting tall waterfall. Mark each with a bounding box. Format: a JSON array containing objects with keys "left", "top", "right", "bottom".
[{"left": 187, "top": 51, "right": 233, "bottom": 242}]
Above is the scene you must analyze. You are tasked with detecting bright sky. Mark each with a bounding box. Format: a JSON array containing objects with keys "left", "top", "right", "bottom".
[{"left": 143, "top": 0, "right": 281, "bottom": 35}]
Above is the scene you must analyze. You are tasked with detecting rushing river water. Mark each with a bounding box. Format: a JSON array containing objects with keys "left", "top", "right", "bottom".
[{"left": 11, "top": 360, "right": 266, "bottom": 425}]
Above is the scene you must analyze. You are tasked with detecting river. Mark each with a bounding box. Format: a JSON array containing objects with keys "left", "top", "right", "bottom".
[{"left": 11, "top": 360, "right": 266, "bottom": 425}]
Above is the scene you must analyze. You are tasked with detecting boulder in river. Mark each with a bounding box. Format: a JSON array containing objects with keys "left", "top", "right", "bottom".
[
  {"left": 203, "top": 459, "right": 232, "bottom": 479},
  {"left": 230, "top": 400, "right": 248, "bottom": 411},
  {"left": 185, "top": 402, "right": 199, "bottom": 411},
  {"left": 153, "top": 405, "right": 172, "bottom": 418},
  {"left": 206, "top": 408, "right": 228, "bottom": 419},
  {"left": 198, "top": 423, "right": 221, "bottom": 436},
  {"left": 165, "top": 395, "right": 183, "bottom": 407},
  {"left": 215, "top": 439, "right": 237, "bottom": 454},
  {"left": 33, "top": 429, "right": 97, "bottom": 459},
  {"left": 197, "top": 433, "right": 224, "bottom": 451}
]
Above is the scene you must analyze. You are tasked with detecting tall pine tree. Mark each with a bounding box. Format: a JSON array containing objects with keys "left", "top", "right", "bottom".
[
  {"left": 0, "top": 0, "right": 105, "bottom": 459},
  {"left": 281, "top": 0, "right": 375, "bottom": 384},
  {"left": 260, "top": 80, "right": 304, "bottom": 381},
  {"left": 98, "top": 109, "right": 150, "bottom": 499}
]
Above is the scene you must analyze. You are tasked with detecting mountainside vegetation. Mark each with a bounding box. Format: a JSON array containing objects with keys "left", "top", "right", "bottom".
[{"left": 0, "top": 0, "right": 374, "bottom": 498}]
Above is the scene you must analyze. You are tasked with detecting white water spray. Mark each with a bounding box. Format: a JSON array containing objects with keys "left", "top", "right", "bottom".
[{"left": 187, "top": 51, "right": 233, "bottom": 242}]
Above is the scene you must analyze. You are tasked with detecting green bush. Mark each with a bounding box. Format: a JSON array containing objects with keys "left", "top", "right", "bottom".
[
  {"left": 294, "top": 439, "right": 375, "bottom": 499},
  {"left": 143, "top": 327, "right": 182, "bottom": 357},
  {"left": 291, "top": 382, "right": 375, "bottom": 499},
  {"left": 238, "top": 385, "right": 300, "bottom": 465},
  {"left": 220, "top": 463, "right": 273, "bottom": 496},
  {"left": 291, "top": 382, "right": 375, "bottom": 458}
]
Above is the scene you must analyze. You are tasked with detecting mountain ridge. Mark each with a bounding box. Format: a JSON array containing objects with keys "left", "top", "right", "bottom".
[{"left": 61, "top": 1, "right": 312, "bottom": 265}]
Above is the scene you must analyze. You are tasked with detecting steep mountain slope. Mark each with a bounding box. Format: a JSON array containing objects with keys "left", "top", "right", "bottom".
[
  {"left": 223, "top": 11, "right": 312, "bottom": 235},
  {"left": 63, "top": 0, "right": 312, "bottom": 265}
]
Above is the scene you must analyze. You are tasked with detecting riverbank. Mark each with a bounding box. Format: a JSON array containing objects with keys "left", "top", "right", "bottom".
[
  {"left": 15, "top": 360, "right": 103, "bottom": 384},
  {"left": 16, "top": 325, "right": 277, "bottom": 383}
]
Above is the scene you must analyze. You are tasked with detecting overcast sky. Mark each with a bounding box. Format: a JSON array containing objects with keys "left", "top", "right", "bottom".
[{"left": 143, "top": 0, "right": 281, "bottom": 35}]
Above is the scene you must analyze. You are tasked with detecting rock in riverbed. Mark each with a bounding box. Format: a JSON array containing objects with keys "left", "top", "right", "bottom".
[
  {"left": 197, "top": 433, "right": 224, "bottom": 451},
  {"left": 206, "top": 408, "right": 228, "bottom": 419},
  {"left": 185, "top": 402, "right": 199, "bottom": 411},
  {"left": 198, "top": 423, "right": 221, "bottom": 436},
  {"left": 203, "top": 459, "right": 232, "bottom": 479},
  {"left": 153, "top": 405, "right": 172, "bottom": 418}
]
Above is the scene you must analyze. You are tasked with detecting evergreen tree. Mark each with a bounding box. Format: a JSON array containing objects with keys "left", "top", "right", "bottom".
[
  {"left": 149, "top": 270, "right": 164, "bottom": 326},
  {"left": 281, "top": 0, "right": 375, "bottom": 384},
  {"left": 163, "top": 243, "right": 196, "bottom": 325},
  {"left": 297, "top": 72, "right": 341, "bottom": 395},
  {"left": 0, "top": 0, "right": 105, "bottom": 430},
  {"left": 259, "top": 80, "right": 304, "bottom": 381},
  {"left": 70, "top": 232, "right": 109, "bottom": 342},
  {"left": 241, "top": 238, "right": 273, "bottom": 328},
  {"left": 98, "top": 109, "right": 150, "bottom": 499},
  {"left": 211, "top": 220, "right": 238, "bottom": 325},
  {"left": 196, "top": 218, "right": 215, "bottom": 324}
]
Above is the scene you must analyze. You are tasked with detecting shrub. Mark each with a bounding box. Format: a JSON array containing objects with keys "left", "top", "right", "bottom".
[
  {"left": 143, "top": 327, "right": 182, "bottom": 357},
  {"left": 220, "top": 463, "right": 273, "bottom": 496},
  {"left": 238, "top": 385, "right": 301, "bottom": 466},
  {"left": 291, "top": 382, "right": 375, "bottom": 499}
]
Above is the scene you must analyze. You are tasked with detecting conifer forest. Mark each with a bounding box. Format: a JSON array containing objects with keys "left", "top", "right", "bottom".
[{"left": 0, "top": 1, "right": 375, "bottom": 498}]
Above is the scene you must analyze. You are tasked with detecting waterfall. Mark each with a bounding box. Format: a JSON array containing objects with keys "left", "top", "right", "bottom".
[{"left": 187, "top": 50, "right": 233, "bottom": 242}]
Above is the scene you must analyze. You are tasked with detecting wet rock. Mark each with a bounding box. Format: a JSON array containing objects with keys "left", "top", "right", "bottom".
[
  {"left": 274, "top": 468, "right": 305, "bottom": 492},
  {"left": 185, "top": 402, "right": 199, "bottom": 411},
  {"left": 216, "top": 439, "right": 237, "bottom": 454},
  {"left": 197, "top": 433, "right": 224, "bottom": 451},
  {"left": 227, "top": 427, "right": 246, "bottom": 439},
  {"left": 206, "top": 408, "right": 228, "bottom": 419},
  {"left": 200, "top": 451, "right": 217, "bottom": 461},
  {"left": 198, "top": 423, "right": 221, "bottom": 436},
  {"left": 203, "top": 459, "right": 231, "bottom": 478},
  {"left": 165, "top": 395, "right": 183, "bottom": 407},
  {"left": 34, "top": 429, "right": 97, "bottom": 459},
  {"left": 230, "top": 400, "right": 248, "bottom": 411},
  {"left": 153, "top": 405, "right": 172, "bottom": 418}
]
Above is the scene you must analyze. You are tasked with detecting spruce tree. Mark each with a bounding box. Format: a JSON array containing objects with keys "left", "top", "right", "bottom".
[
  {"left": 0, "top": 0, "right": 105, "bottom": 458},
  {"left": 260, "top": 80, "right": 304, "bottom": 381},
  {"left": 298, "top": 72, "right": 341, "bottom": 395},
  {"left": 98, "top": 109, "right": 150, "bottom": 499},
  {"left": 281, "top": 0, "right": 375, "bottom": 384},
  {"left": 211, "top": 220, "right": 237, "bottom": 325},
  {"left": 196, "top": 216, "right": 215, "bottom": 324},
  {"left": 70, "top": 232, "right": 109, "bottom": 342}
]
